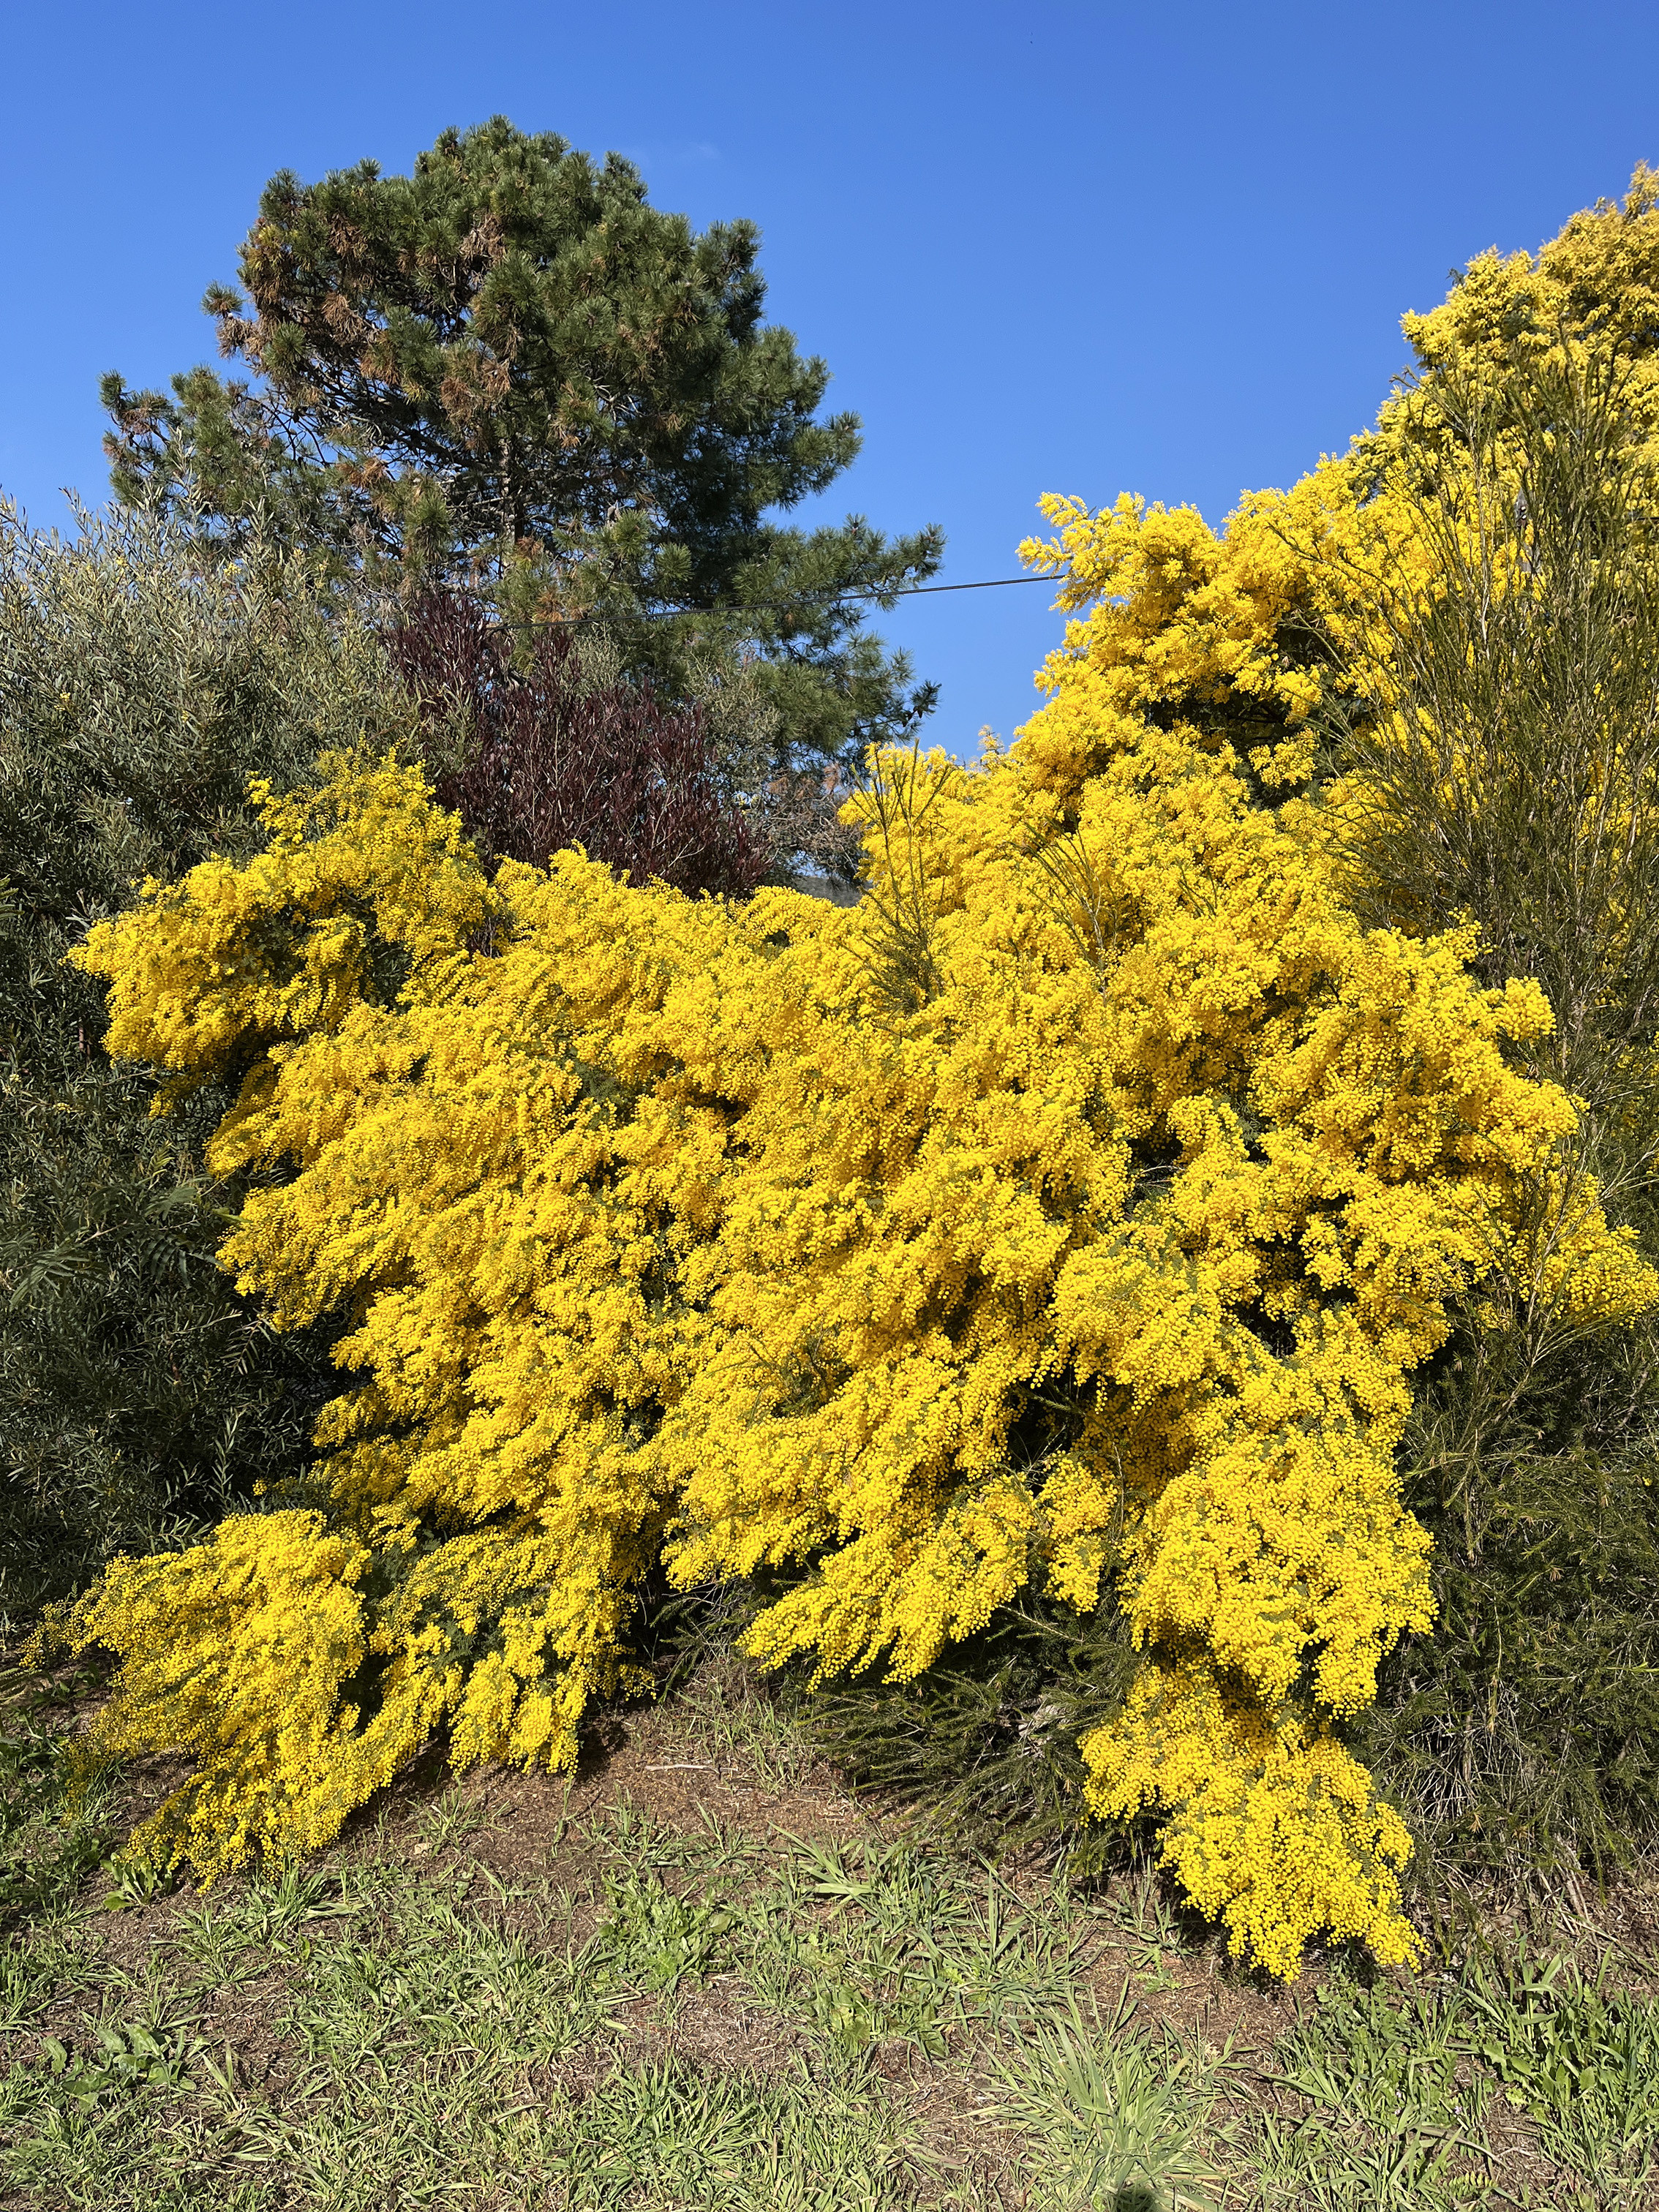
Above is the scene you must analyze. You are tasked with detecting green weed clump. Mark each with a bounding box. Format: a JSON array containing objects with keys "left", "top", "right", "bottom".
[{"left": 0, "top": 1661, "right": 126, "bottom": 1951}]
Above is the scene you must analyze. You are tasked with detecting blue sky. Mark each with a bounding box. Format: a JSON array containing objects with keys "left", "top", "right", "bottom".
[{"left": 4, "top": 1, "right": 1656, "bottom": 751}]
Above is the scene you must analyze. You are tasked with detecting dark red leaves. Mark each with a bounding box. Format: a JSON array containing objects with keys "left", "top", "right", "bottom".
[{"left": 385, "top": 590, "right": 766, "bottom": 899}]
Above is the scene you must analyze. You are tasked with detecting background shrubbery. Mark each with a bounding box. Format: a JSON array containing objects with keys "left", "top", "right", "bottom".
[
  {"left": 0, "top": 505, "right": 402, "bottom": 1635},
  {"left": 0, "top": 503, "right": 851, "bottom": 1645}
]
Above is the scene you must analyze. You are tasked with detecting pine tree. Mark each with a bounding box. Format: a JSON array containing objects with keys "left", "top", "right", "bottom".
[{"left": 102, "top": 117, "right": 944, "bottom": 781}]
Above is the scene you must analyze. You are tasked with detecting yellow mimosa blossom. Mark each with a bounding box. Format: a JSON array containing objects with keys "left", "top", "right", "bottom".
[{"left": 49, "top": 482, "right": 1654, "bottom": 1978}]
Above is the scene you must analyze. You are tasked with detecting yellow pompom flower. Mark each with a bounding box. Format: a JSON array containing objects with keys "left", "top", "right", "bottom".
[{"left": 52, "top": 570, "right": 1655, "bottom": 1976}]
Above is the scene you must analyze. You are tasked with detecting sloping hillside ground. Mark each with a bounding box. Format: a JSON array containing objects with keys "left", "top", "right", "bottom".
[{"left": 1, "top": 1646, "right": 1656, "bottom": 2211}]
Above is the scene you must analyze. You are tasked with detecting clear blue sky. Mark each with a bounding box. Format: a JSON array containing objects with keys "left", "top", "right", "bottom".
[{"left": 4, "top": 1, "right": 1656, "bottom": 752}]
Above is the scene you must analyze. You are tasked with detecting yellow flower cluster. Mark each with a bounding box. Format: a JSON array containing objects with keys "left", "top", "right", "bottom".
[
  {"left": 50, "top": 496, "right": 1655, "bottom": 1976},
  {"left": 1386, "top": 159, "right": 1659, "bottom": 440}
]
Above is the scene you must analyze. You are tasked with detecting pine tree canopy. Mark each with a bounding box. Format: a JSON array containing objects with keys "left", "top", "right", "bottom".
[{"left": 102, "top": 116, "right": 945, "bottom": 774}]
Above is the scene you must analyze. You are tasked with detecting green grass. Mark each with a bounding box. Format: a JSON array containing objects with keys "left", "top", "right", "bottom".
[
  {"left": 982, "top": 1983, "right": 1229, "bottom": 2210},
  {"left": 1, "top": 1655, "right": 1656, "bottom": 2211}
]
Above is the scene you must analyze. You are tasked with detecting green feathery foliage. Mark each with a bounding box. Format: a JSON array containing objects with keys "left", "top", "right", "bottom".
[
  {"left": 0, "top": 502, "right": 408, "bottom": 1639},
  {"left": 1326, "top": 345, "right": 1659, "bottom": 1892}
]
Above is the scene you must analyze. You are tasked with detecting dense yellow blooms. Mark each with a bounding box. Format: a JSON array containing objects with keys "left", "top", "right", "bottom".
[
  {"left": 50, "top": 660, "right": 1651, "bottom": 1979},
  {"left": 1386, "top": 161, "right": 1659, "bottom": 437},
  {"left": 46, "top": 191, "right": 1659, "bottom": 1971},
  {"left": 1083, "top": 1665, "right": 1419, "bottom": 1982}
]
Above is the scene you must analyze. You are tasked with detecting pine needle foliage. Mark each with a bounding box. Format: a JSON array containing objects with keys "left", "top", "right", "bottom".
[
  {"left": 846, "top": 739, "right": 951, "bottom": 1016},
  {"left": 1332, "top": 343, "right": 1659, "bottom": 1154},
  {"left": 806, "top": 1595, "right": 1142, "bottom": 1869},
  {"left": 102, "top": 116, "right": 944, "bottom": 783}
]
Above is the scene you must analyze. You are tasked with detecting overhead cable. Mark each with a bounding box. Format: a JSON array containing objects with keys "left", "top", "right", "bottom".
[{"left": 528, "top": 570, "right": 1075, "bottom": 626}]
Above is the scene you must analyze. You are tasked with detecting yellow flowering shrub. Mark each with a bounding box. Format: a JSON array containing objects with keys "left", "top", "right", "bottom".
[
  {"left": 1004, "top": 167, "right": 1659, "bottom": 854},
  {"left": 1385, "top": 160, "right": 1659, "bottom": 433},
  {"left": 48, "top": 648, "right": 1654, "bottom": 1982},
  {"left": 50, "top": 198, "right": 1659, "bottom": 1970}
]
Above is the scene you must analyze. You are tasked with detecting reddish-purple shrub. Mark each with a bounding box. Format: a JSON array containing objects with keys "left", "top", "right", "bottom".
[{"left": 385, "top": 591, "right": 766, "bottom": 898}]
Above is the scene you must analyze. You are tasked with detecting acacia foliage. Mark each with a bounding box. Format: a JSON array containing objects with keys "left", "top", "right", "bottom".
[
  {"left": 1009, "top": 173, "right": 1659, "bottom": 1888},
  {"left": 42, "top": 587, "right": 1655, "bottom": 1976}
]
